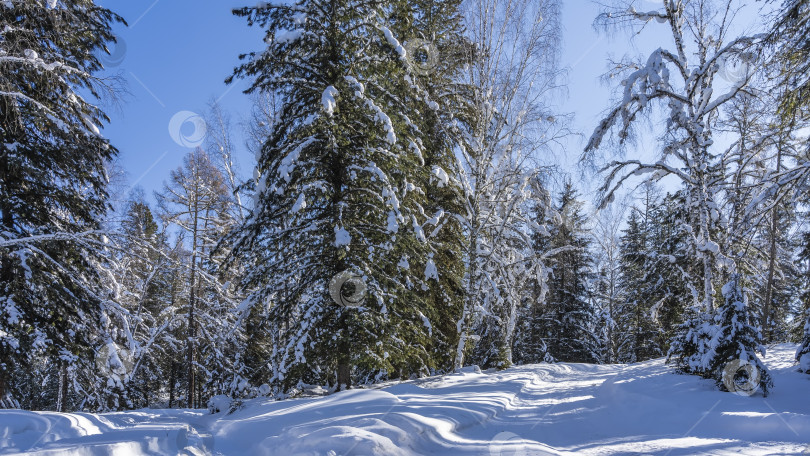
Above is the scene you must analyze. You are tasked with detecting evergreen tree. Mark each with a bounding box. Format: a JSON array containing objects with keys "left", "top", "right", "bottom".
[
  {"left": 227, "top": 0, "right": 444, "bottom": 393},
  {"left": 797, "top": 312, "right": 810, "bottom": 373},
  {"left": 0, "top": 0, "right": 123, "bottom": 409},
  {"left": 710, "top": 273, "right": 773, "bottom": 396},
  {"left": 795, "top": 231, "right": 810, "bottom": 373},
  {"left": 620, "top": 191, "right": 694, "bottom": 359},
  {"left": 512, "top": 184, "right": 554, "bottom": 365},
  {"left": 532, "top": 182, "right": 598, "bottom": 364},
  {"left": 769, "top": 0, "right": 810, "bottom": 119},
  {"left": 616, "top": 209, "right": 661, "bottom": 363},
  {"left": 389, "top": 0, "right": 469, "bottom": 374}
]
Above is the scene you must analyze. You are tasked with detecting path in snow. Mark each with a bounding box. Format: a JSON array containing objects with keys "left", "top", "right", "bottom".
[{"left": 2, "top": 344, "right": 809, "bottom": 455}]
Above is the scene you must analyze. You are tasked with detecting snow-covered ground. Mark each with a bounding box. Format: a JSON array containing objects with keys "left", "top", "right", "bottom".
[{"left": 2, "top": 344, "right": 809, "bottom": 455}]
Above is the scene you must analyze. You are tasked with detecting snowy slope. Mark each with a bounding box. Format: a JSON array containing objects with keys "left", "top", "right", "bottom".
[{"left": 2, "top": 344, "right": 809, "bottom": 455}]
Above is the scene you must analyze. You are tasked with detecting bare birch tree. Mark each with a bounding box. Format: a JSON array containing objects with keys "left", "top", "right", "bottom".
[{"left": 454, "top": 0, "right": 565, "bottom": 368}]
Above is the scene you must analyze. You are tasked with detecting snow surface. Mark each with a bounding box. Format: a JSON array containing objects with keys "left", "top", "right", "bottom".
[{"left": 2, "top": 344, "right": 809, "bottom": 455}]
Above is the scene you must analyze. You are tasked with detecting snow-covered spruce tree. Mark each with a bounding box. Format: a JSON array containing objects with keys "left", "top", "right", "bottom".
[
  {"left": 614, "top": 187, "right": 693, "bottom": 362},
  {"left": 583, "top": 0, "right": 771, "bottom": 385},
  {"left": 156, "top": 148, "right": 242, "bottom": 408},
  {"left": 386, "top": 0, "right": 470, "bottom": 374},
  {"left": 454, "top": 0, "right": 562, "bottom": 370},
  {"left": 511, "top": 182, "right": 554, "bottom": 365},
  {"left": 531, "top": 182, "right": 599, "bottom": 364},
  {"left": 797, "top": 309, "right": 810, "bottom": 373},
  {"left": 796, "top": 231, "right": 810, "bottom": 373},
  {"left": 615, "top": 208, "right": 662, "bottom": 363},
  {"left": 0, "top": 0, "right": 123, "bottom": 409},
  {"left": 710, "top": 273, "right": 773, "bottom": 395},
  {"left": 615, "top": 184, "right": 675, "bottom": 360},
  {"left": 612, "top": 209, "right": 639, "bottom": 363},
  {"left": 768, "top": 0, "right": 810, "bottom": 120},
  {"left": 227, "top": 0, "right": 441, "bottom": 393},
  {"left": 645, "top": 191, "right": 695, "bottom": 349}
]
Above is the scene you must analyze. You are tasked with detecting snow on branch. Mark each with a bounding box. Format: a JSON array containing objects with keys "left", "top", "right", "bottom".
[
  {"left": 596, "top": 159, "right": 690, "bottom": 209},
  {"left": 0, "top": 230, "right": 111, "bottom": 249}
]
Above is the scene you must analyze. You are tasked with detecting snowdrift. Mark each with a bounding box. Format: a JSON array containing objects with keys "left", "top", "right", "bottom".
[{"left": 2, "top": 344, "right": 809, "bottom": 455}]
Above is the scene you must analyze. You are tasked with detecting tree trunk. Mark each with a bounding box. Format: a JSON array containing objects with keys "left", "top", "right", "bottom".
[
  {"left": 457, "top": 219, "right": 480, "bottom": 370},
  {"left": 763, "top": 222, "right": 778, "bottom": 341},
  {"left": 169, "top": 361, "right": 176, "bottom": 408},
  {"left": 763, "top": 146, "right": 783, "bottom": 342},
  {"left": 0, "top": 154, "right": 13, "bottom": 405},
  {"left": 187, "top": 194, "right": 199, "bottom": 408},
  {"left": 0, "top": 375, "right": 6, "bottom": 407},
  {"left": 336, "top": 311, "right": 351, "bottom": 391},
  {"left": 337, "top": 363, "right": 351, "bottom": 391},
  {"left": 56, "top": 362, "right": 67, "bottom": 412},
  {"left": 187, "top": 285, "right": 196, "bottom": 408},
  {"left": 607, "top": 295, "right": 613, "bottom": 364}
]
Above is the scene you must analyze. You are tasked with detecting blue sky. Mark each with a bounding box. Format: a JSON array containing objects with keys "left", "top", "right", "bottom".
[
  {"left": 94, "top": 0, "right": 764, "bottom": 207},
  {"left": 96, "top": 0, "right": 263, "bottom": 202}
]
